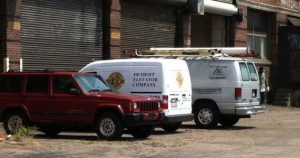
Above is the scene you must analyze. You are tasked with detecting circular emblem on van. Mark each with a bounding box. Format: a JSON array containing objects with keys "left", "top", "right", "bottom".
[
  {"left": 176, "top": 72, "right": 184, "bottom": 88},
  {"left": 106, "top": 72, "right": 125, "bottom": 90}
]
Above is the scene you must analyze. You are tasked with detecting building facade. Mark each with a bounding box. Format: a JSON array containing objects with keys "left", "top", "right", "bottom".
[{"left": 1, "top": 0, "right": 300, "bottom": 104}]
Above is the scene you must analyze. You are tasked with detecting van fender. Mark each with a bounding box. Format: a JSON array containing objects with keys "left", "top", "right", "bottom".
[{"left": 192, "top": 99, "right": 220, "bottom": 113}]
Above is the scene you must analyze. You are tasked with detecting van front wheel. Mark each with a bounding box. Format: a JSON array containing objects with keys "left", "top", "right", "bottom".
[
  {"left": 219, "top": 116, "right": 239, "bottom": 127},
  {"left": 194, "top": 103, "right": 219, "bottom": 129}
]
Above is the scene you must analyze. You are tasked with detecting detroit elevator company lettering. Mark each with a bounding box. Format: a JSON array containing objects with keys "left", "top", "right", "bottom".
[{"left": 132, "top": 72, "right": 158, "bottom": 87}]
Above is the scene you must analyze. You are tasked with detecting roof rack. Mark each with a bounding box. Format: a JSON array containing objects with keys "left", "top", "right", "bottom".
[{"left": 135, "top": 47, "right": 253, "bottom": 59}]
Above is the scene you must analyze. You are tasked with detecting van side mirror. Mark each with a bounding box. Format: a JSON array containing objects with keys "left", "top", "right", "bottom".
[{"left": 69, "top": 88, "right": 80, "bottom": 95}]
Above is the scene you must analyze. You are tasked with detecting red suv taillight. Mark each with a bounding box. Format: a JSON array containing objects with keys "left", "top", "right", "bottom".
[
  {"left": 235, "top": 88, "right": 242, "bottom": 100},
  {"left": 162, "top": 95, "right": 168, "bottom": 109}
]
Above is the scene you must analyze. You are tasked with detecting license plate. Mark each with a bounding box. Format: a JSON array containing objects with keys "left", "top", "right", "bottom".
[{"left": 171, "top": 98, "right": 178, "bottom": 107}]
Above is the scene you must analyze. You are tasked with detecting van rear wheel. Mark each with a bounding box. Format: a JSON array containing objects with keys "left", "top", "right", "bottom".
[
  {"left": 219, "top": 116, "right": 239, "bottom": 127},
  {"left": 194, "top": 103, "right": 219, "bottom": 129},
  {"left": 161, "top": 122, "right": 182, "bottom": 132}
]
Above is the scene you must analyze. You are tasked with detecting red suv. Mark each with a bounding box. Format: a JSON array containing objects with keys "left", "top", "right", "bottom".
[{"left": 0, "top": 71, "right": 163, "bottom": 140}]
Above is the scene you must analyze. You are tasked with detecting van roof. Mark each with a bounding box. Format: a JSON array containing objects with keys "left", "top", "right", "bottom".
[
  {"left": 0, "top": 71, "right": 90, "bottom": 76},
  {"left": 85, "top": 58, "right": 187, "bottom": 65}
]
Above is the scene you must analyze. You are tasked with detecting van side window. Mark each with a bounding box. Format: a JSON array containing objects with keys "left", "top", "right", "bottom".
[
  {"left": 53, "top": 76, "right": 77, "bottom": 93},
  {"left": 26, "top": 76, "right": 49, "bottom": 93},
  {"left": 0, "top": 76, "right": 23, "bottom": 93},
  {"left": 239, "top": 63, "right": 250, "bottom": 81},
  {"left": 247, "top": 63, "right": 258, "bottom": 81}
]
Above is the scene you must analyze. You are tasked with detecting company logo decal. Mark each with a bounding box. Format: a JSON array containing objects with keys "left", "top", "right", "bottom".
[
  {"left": 106, "top": 72, "right": 125, "bottom": 90},
  {"left": 213, "top": 66, "right": 224, "bottom": 76},
  {"left": 176, "top": 72, "right": 184, "bottom": 88},
  {"left": 210, "top": 65, "right": 227, "bottom": 79}
]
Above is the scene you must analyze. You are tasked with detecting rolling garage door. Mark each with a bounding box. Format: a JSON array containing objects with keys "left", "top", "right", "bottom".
[
  {"left": 121, "top": 1, "right": 176, "bottom": 51},
  {"left": 21, "top": 0, "right": 103, "bottom": 71}
]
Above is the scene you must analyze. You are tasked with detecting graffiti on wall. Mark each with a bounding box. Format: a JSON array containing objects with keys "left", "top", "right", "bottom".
[{"left": 281, "top": 0, "right": 300, "bottom": 10}]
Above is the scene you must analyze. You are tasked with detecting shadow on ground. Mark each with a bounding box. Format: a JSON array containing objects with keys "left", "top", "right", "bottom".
[{"left": 180, "top": 124, "right": 256, "bottom": 130}]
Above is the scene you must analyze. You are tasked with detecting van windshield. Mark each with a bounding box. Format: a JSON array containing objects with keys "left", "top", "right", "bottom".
[
  {"left": 247, "top": 63, "right": 258, "bottom": 81},
  {"left": 239, "top": 63, "right": 250, "bottom": 81},
  {"left": 74, "top": 75, "right": 112, "bottom": 93}
]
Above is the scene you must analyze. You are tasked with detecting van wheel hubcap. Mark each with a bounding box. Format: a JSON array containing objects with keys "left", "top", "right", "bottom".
[
  {"left": 100, "top": 118, "right": 115, "bottom": 137},
  {"left": 8, "top": 116, "right": 23, "bottom": 133},
  {"left": 198, "top": 108, "right": 213, "bottom": 125}
]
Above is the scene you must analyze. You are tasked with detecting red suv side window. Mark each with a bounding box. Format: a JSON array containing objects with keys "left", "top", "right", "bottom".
[
  {"left": 0, "top": 76, "right": 23, "bottom": 93},
  {"left": 53, "top": 76, "right": 77, "bottom": 94},
  {"left": 26, "top": 76, "right": 49, "bottom": 93}
]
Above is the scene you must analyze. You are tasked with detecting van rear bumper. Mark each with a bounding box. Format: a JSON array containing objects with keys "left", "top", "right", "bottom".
[
  {"left": 160, "top": 114, "right": 194, "bottom": 124},
  {"left": 235, "top": 105, "right": 266, "bottom": 116}
]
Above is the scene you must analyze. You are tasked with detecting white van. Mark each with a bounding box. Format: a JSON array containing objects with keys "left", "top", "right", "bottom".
[
  {"left": 80, "top": 58, "right": 193, "bottom": 132},
  {"left": 186, "top": 56, "right": 265, "bottom": 128}
]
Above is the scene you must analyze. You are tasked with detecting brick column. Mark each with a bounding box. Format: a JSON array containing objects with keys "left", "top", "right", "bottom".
[
  {"left": 176, "top": 14, "right": 191, "bottom": 47},
  {"left": 103, "top": 0, "right": 121, "bottom": 59},
  {"left": 6, "top": 0, "right": 21, "bottom": 71},
  {"left": 0, "top": 1, "right": 7, "bottom": 72},
  {"left": 270, "top": 13, "right": 287, "bottom": 89},
  {"left": 234, "top": 6, "right": 247, "bottom": 47}
]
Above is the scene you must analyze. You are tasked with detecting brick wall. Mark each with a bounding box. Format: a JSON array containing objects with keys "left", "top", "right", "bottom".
[
  {"left": 104, "top": 0, "right": 121, "bottom": 59},
  {"left": 234, "top": 6, "right": 247, "bottom": 47},
  {"left": 6, "top": 0, "right": 21, "bottom": 71},
  {"left": 0, "top": 1, "right": 7, "bottom": 72},
  {"left": 176, "top": 14, "right": 191, "bottom": 47}
]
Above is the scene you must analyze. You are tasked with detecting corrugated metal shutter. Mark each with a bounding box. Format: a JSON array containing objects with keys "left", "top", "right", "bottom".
[
  {"left": 21, "top": 0, "right": 103, "bottom": 71},
  {"left": 121, "top": 1, "right": 176, "bottom": 51}
]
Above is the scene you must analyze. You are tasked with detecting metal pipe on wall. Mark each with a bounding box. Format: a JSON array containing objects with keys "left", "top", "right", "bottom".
[
  {"left": 124, "top": 0, "right": 188, "bottom": 7},
  {"left": 204, "top": 0, "right": 238, "bottom": 16}
]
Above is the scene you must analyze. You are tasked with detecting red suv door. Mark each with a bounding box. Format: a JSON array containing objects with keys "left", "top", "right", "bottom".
[
  {"left": 24, "top": 75, "right": 84, "bottom": 123},
  {"left": 24, "top": 75, "right": 51, "bottom": 122},
  {"left": 48, "top": 75, "right": 84, "bottom": 122}
]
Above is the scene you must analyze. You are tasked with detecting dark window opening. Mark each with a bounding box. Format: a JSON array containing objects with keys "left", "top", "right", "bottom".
[
  {"left": 53, "top": 76, "right": 77, "bottom": 93},
  {"left": 0, "top": 76, "right": 23, "bottom": 93},
  {"left": 26, "top": 76, "right": 49, "bottom": 93}
]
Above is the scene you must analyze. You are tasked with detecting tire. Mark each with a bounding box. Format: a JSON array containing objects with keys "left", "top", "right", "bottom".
[
  {"left": 193, "top": 103, "right": 219, "bottom": 129},
  {"left": 161, "top": 122, "right": 182, "bottom": 132},
  {"left": 219, "top": 116, "right": 239, "bottom": 127},
  {"left": 4, "top": 111, "right": 28, "bottom": 135},
  {"left": 40, "top": 127, "right": 61, "bottom": 137},
  {"left": 96, "top": 112, "right": 123, "bottom": 140},
  {"left": 128, "top": 125, "right": 154, "bottom": 139}
]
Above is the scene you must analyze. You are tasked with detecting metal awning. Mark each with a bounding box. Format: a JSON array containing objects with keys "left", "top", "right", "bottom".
[{"left": 288, "top": 17, "right": 300, "bottom": 26}]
